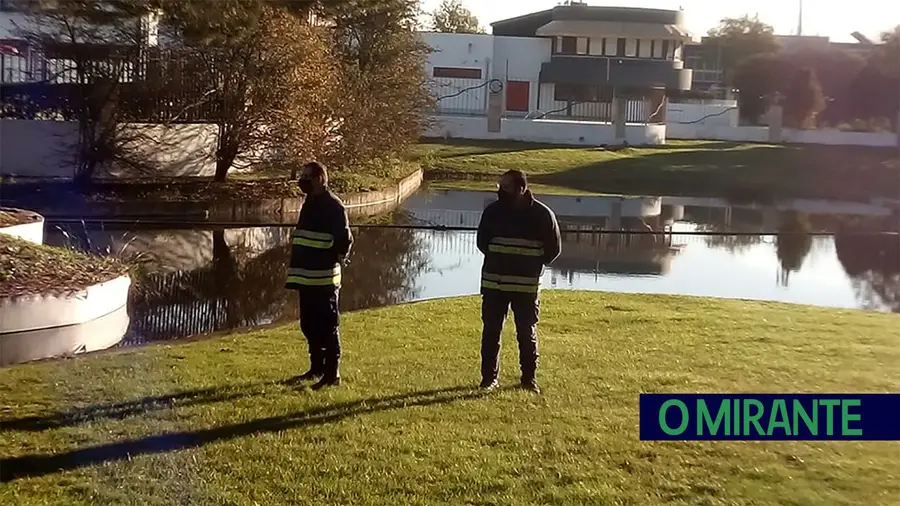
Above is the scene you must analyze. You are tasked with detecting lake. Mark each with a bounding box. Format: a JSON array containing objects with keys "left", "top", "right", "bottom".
[{"left": 44, "top": 189, "right": 899, "bottom": 347}]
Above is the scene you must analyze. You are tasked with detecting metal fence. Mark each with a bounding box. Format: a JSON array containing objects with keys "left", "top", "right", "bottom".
[
  {"left": 1, "top": 48, "right": 225, "bottom": 122},
  {"left": 428, "top": 76, "right": 655, "bottom": 124}
]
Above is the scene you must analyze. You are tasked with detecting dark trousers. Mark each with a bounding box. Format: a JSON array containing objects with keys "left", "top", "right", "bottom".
[
  {"left": 297, "top": 285, "right": 341, "bottom": 378},
  {"left": 481, "top": 290, "right": 540, "bottom": 382}
]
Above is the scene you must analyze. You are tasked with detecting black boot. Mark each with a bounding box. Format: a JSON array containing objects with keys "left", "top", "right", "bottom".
[
  {"left": 520, "top": 375, "right": 540, "bottom": 394},
  {"left": 479, "top": 377, "right": 499, "bottom": 391},
  {"left": 297, "top": 350, "right": 325, "bottom": 380},
  {"left": 296, "top": 369, "right": 322, "bottom": 381},
  {"left": 312, "top": 356, "right": 341, "bottom": 390}
]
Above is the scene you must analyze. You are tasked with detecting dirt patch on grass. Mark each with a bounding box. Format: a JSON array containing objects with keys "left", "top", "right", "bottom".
[
  {"left": 0, "top": 235, "right": 129, "bottom": 299},
  {"left": 0, "top": 208, "right": 42, "bottom": 227}
]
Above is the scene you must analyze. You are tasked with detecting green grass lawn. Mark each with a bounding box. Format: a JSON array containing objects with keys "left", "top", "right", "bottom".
[
  {"left": 414, "top": 139, "right": 900, "bottom": 202},
  {"left": 1, "top": 292, "right": 898, "bottom": 505}
]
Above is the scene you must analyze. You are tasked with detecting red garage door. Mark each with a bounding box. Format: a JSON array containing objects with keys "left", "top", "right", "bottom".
[{"left": 506, "top": 81, "right": 530, "bottom": 112}]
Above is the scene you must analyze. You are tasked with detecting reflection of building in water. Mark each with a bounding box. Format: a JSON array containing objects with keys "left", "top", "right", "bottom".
[
  {"left": 554, "top": 220, "right": 683, "bottom": 277},
  {"left": 664, "top": 196, "right": 894, "bottom": 231},
  {"left": 405, "top": 190, "right": 684, "bottom": 277},
  {"left": 404, "top": 189, "right": 682, "bottom": 230}
]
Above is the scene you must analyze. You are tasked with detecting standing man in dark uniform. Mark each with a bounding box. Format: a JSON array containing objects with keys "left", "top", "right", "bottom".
[
  {"left": 285, "top": 161, "right": 353, "bottom": 390},
  {"left": 476, "top": 169, "right": 561, "bottom": 394}
]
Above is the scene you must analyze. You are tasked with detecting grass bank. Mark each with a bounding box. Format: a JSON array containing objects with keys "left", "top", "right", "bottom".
[
  {"left": 415, "top": 139, "right": 900, "bottom": 201},
  {"left": 1, "top": 292, "right": 898, "bottom": 505},
  {"left": 0, "top": 160, "right": 419, "bottom": 204},
  {"left": 0, "top": 234, "right": 128, "bottom": 298},
  {"left": 0, "top": 208, "right": 41, "bottom": 227}
]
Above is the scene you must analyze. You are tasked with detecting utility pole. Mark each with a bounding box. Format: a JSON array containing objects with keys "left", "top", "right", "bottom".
[{"left": 797, "top": 0, "right": 803, "bottom": 36}]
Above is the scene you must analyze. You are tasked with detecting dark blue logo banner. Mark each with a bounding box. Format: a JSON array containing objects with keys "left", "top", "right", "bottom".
[{"left": 639, "top": 394, "right": 900, "bottom": 441}]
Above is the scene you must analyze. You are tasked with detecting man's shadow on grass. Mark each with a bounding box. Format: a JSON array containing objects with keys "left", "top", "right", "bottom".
[
  {"left": 1, "top": 384, "right": 255, "bottom": 433},
  {"left": 1, "top": 376, "right": 369, "bottom": 433},
  {"left": 0, "top": 385, "right": 489, "bottom": 483}
]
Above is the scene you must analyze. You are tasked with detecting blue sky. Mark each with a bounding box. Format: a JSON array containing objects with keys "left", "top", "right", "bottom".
[{"left": 419, "top": 0, "right": 900, "bottom": 43}]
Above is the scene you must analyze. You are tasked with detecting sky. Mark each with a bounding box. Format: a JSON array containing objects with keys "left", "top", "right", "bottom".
[{"left": 419, "top": 0, "right": 900, "bottom": 43}]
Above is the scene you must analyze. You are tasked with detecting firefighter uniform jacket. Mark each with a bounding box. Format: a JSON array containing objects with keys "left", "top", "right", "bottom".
[
  {"left": 476, "top": 190, "right": 562, "bottom": 295},
  {"left": 285, "top": 190, "right": 353, "bottom": 290}
]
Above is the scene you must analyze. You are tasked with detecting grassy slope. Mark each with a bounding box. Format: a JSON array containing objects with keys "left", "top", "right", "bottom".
[
  {"left": 0, "top": 235, "right": 128, "bottom": 298},
  {"left": 415, "top": 139, "right": 900, "bottom": 201},
  {"left": 1, "top": 292, "right": 898, "bottom": 505},
  {"left": 0, "top": 211, "right": 24, "bottom": 227}
]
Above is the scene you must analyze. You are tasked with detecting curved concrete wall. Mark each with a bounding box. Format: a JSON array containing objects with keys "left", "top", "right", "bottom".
[
  {"left": 10, "top": 169, "right": 424, "bottom": 223},
  {"left": 0, "top": 209, "right": 44, "bottom": 244},
  {"left": 0, "top": 275, "right": 131, "bottom": 334},
  {"left": 0, "top": 305, "right": 129, "bottom": 366}
]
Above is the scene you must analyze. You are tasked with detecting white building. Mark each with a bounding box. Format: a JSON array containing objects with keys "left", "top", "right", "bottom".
[
  {"left": 423, "top": 2, "right": 694, "bottom": 123},
  {"left": 1, "top": 0, "right": 160, "bottom": 83}
]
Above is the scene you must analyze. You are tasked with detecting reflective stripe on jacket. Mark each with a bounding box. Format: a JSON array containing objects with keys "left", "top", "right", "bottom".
[
  {"left": 285, "top": 190, "right": 353, "bottom": 290},
  {"left": 477, "top": 190, "right": 561, "bottom": 295}
]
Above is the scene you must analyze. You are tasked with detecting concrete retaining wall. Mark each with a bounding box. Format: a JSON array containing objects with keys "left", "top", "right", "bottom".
[
  {"left": 0, "top": 305, "right": 130, "bottom": 366},
  {"left": 9, "top": 169, "right": 424, "bottom": 223},
  {"left": 426, "top": 115, "right": 666, "bottom": 146},
  {"left": 0, "top": 208, "right": 44, "bottom": 244},
  {"left": 668, "top": 122, "right": 898, "bottom": 147},
  {"left": 0, "top": 275, "right": 131, "bottom": 333},
  {"left": 0, "top": 275, "right": 131, "bottom": 366}
]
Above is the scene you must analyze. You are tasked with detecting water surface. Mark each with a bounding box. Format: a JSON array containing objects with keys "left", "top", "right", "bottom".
[{"left": 44, "top": 190, "right": 899, "bottom": 346}]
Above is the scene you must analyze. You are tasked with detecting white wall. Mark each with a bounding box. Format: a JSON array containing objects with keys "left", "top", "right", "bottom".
[
  {"left": 423, "top": 32, "right": 494, "bottom": 77},
  {"left": 666, "top": 121, "right": 899, "bottom": 147},
  {"left": 666, "top": 102, "right": 738, "bottom": 127},
  {"left": 666, "top": 123, "right": 770, "bottom": 142},
  {"left": 493, "top": 36, "right": 550, "bottom": 113},
  {"left": 426, "top": 114, "right": 666, "bottom": 146},
  {"left": 0, "top": 120, "right": 219, "bottom": 178},
  {"left": 782, "top": 129, "right": 898, "bottom": 147},
  {"left": 423, "top": 32, "right": 494, "bottom": 115},
  {"left": 0, "top": 10, "right": 158, "bottom": 46}
]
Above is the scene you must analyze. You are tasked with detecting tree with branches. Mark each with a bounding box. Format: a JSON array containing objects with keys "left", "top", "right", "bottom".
[
  {"left": 704, "top": 15, "right": 781, "bottom": 87},
  {"left": 158, "top": 0, "right": 339, "bottom": 181},
  {"left": 428, "top": 0, "right": 483, "bottom": 34}
]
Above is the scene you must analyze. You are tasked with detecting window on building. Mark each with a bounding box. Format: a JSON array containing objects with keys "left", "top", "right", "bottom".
[
  {"left": 625, "top": 38, "right": 637, "bottom": 57},
  {"left": 605, "top": 38, "right": 617, "bottom": 56},
  {"left": 652, "top": 40, "right": 664, "bottom": 59},
  {"left": 666, "top": 40, "right": 675, "bottom": 60},
  {"left": 589, "top": 38, "right": 604, "bottom": 56},
  {"left": 432, "top": 67, "right": 482, "bottom": 79},
  {"left": 576, "top": 37, "right": 588, "bottom": 55},
  {"left": 616, "top": 38, "right": 626, "bottom": 56},
  {"left": 554, "top": 36, "right": 588, "bottom": 55},
  {"left": 673, "top": 42, "right": 683, "bottom": 61},
  {"left": 639, "top": 39, "right": 652, "bottom": 58},
  {"left": 557, "top": 36, "right": 575, "bottom": 54}
]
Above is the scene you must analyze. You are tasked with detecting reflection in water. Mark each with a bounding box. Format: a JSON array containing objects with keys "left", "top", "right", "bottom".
[
  {"left": 47, "top": 221, "right": 431, "bottom": 345},
  {"left": 835, "top": 233, "right": 900, "bottom": 312},
  {"left": 43, "top": 190, "right": 899, "bottom": 346},
  {"left": 776, "top": 212, "right": 814, "bottom": 287}
]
